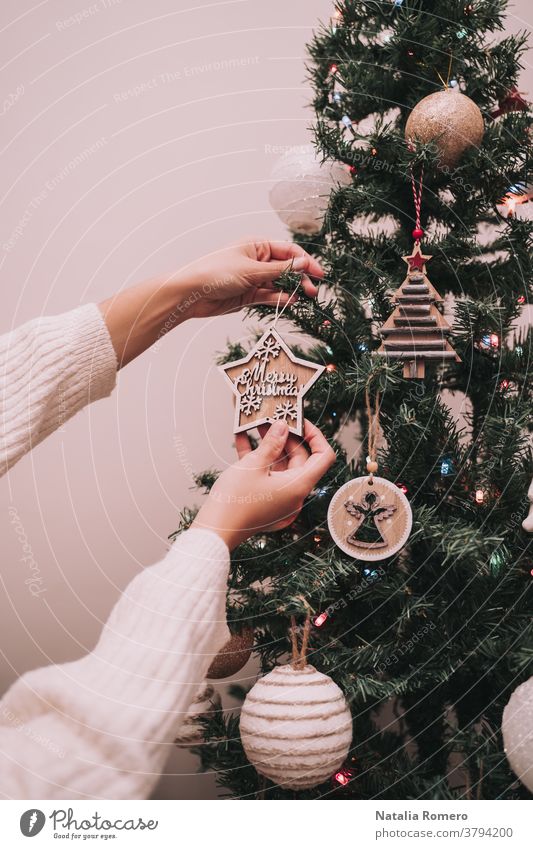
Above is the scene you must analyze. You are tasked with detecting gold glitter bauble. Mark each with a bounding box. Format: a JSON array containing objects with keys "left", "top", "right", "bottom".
[
  {"left": 206, "top": 627, "right": 254, "bottom": 679},
  {"left": 405, "top": 90, "right": 484, "bottom": 168}
]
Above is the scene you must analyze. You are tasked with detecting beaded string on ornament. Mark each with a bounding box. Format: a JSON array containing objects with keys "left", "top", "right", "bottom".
[{"left": 364, "top": 385, "right": 381, "bottom": 482}]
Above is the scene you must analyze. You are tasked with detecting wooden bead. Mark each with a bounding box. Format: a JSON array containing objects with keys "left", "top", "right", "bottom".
[{"left": 367, "top": 460, "right": 379, "bottom": 474}]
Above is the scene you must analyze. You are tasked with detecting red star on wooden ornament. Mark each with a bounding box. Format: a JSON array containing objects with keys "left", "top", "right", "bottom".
[{"left": 403, "top": 245, "right": 432, "bottom": 273}]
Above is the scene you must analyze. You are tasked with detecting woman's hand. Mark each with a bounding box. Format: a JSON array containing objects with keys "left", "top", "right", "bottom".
[
  {"left": 191, "top": 419, "right": 335, "bottom": 551},
  {"left": 99, "top": 239, "right": 323, "bottom": 367},
  {"left": 173, "top": 238, "right": 324, "bottom": 319}
]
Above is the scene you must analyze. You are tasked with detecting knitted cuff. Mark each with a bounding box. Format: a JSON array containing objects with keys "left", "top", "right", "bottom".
[{"left": 66, "top": 303, "right": 118, "bottom": 403}]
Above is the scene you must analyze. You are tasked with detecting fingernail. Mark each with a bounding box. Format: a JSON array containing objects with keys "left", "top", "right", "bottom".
[
  {"left": 292, "top": 257, "right": 307, "bottom": 271},
  {"left": 271, "top": 421, "right": 287, "bottom": 437}
]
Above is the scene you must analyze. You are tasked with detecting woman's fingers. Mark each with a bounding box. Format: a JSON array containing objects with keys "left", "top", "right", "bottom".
[
  {"left": 285, "top": 434, "right": 309, "bottom": 470},
  {"left": 235, "top": 431, "right": 253, "bottom": 459},
  {"left": 245, "top": 289, "right": 299, "bottom": 308},
  {"left": 257, "top": 423, "right": 289, "bottom": 470},
  {"left": 293, "top": 419, "right": 336, "bottom": 490},
  {"left": 265, "top": 241, "right": 324, "bottom": 280}
]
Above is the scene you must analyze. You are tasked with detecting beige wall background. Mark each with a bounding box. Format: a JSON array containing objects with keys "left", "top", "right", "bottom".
[{"left": 0, "top": 0, "right": 531, "bottom": 800}]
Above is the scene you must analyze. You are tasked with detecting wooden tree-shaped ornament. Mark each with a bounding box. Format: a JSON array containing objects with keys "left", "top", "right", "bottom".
[{"left": 377, "top": 245, "right": 461, "bottom": 378}]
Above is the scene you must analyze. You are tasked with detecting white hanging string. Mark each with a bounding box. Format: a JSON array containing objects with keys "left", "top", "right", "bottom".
[{"left": 272, "top": 278, "right": 302, "bottom": 329}]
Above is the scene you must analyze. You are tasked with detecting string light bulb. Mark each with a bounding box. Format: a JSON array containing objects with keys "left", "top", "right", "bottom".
[
  {"left": 326, "top": 363, "right": 337, "bottom": 373},
  {"left": 475, "top": 488, "right": 485, "bottom": 504},
  {"left": 314, "top": 612, "right": 328, "bottom": 627},
  {"left": 490, "top": 551, "right": 505, "bottom": 577},
  {"left": 334, "top": 769, "right": 352, "bottom": 786},
  {"left": 497, "top": 183, "right": 533, "bottom": 219}
]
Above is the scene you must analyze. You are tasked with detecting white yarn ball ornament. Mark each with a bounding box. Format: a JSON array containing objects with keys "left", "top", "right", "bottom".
[
  {"left": 269, "top": 145, "right": 352, "bottom": 235},
  {"left": 502, "top": 676, "right": 533, "bottom": 792},
  {"left": 240, "top": 663, "right": 353, "bottom": 789}
]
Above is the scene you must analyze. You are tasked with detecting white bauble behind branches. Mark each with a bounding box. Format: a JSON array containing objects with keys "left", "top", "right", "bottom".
[
  {"left": 502, "top": 676, "right": 533, "bottom": 792},
  {"left": 240, "top": 663, "right": 353, "bottom": 790},
  {"left": 269, "top": 145, "right": 352, "bottom": 235}
]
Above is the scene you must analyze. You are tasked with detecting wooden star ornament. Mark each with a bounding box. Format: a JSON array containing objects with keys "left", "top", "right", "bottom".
[
  {"left": 220, "top": 327, "right": 325, "bottom": 436},
  {"left": 403, "top": 244, "right": 431, "bottom": 273}
]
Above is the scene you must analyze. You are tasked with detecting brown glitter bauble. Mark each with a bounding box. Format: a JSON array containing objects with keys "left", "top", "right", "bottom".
[
  {"left": 405, "top": 90, "right": 484, "bottom": 168},
  {"left": 206, "top": 627, "right": 254, "bottom": 679}
]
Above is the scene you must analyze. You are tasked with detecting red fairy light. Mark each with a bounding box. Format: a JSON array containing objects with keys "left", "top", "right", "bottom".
[
  {"left": 314, "top": 612, "right": 328, "bottom": 627},
  {"left": 396, "top": 482, "right": 408, "bottom": 494},
  {"left": 517, "top": 295, "right": 526, "bottom": 305},
  {"left": 334, "top": 769, "right": 352, "bottom": 786},
  {"left": 326, "top": 363, "right": 337, "bottom": 373},
  {"left": 490, "top": 333, "right": 499, "bottom": 348},
  {"left": 330, "top": 64, "right": 338, "bottom": 75},
  {"left": 500, "top": 379, "right": 510, "bottom": 391}
]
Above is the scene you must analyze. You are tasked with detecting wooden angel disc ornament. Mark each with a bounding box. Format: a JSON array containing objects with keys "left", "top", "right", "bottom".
[
  {"left": 328, "top": 476, "right": 412, "bottom": 561},
  {"left": 327, "top": 389, "right": 412, "bottom": 560},
  {"left": 219, "top": 326, "right": 324, "bottom": 437}
]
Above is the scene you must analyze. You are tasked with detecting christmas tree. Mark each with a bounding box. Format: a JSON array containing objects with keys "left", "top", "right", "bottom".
[{"left": 175, "top": 0, "right": 533, "bottom": 799}]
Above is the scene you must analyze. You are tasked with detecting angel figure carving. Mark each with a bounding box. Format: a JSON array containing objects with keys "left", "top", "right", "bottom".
[{"left": 344, "top": 490, "right": 396, "bottom": 549}]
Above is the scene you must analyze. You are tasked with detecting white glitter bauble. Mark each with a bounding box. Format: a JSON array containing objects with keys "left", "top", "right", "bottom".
[
  {"left": 502, "top": 676, "right": 533, "bottom": 792},
  {"left": 269, "top": 145, "right": 352, "bottom": 234},
  {"left": 240, "top": 663, "right": 353, "bottom": 790},
  {"left": 174, "top": 683, "right": 221, "bottom": 748}
]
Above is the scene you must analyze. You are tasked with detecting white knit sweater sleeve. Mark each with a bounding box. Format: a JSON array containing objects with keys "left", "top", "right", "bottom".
[
  {"left": 0, "top": 305, "right": 232, "bottom": 798},
  {"left": 0, "top": 303, "right": 117, "bottom": 474},
  {"left": 0, "top": 528, "right": 231, "bottom": 799}
]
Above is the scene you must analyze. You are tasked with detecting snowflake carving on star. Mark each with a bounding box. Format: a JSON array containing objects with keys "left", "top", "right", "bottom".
[
  {"left": 273, "top": 401, "right": 298, "bottom": 421},
  {"left": 254, "top": 336, "right": 281, "bottom": 361},
  {"left": 240, "top": 392, "right": 262, "bottom": 416}
]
